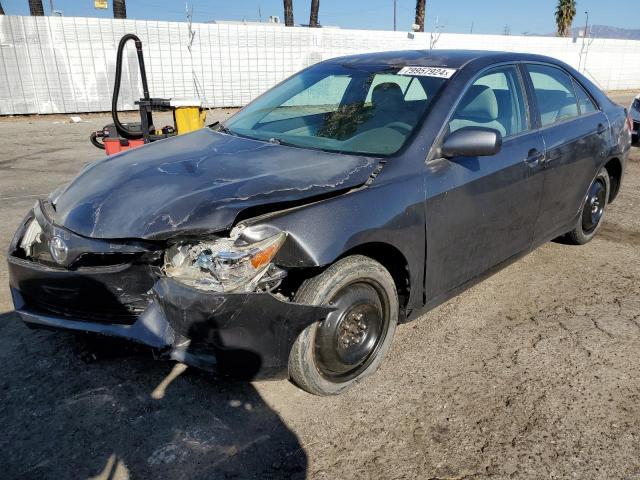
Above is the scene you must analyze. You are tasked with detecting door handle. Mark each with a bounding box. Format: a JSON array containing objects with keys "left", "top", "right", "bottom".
[
  {"left": 596, "top": 123, "right": 606, "bottom": 135},
  {"left": 525, "top": 148, "right": 545, "bottom": 165}
]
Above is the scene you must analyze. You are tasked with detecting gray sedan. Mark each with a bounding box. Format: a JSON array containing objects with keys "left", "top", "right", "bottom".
[{"left": 7, "top": 50, "right": 633, "bottom": 395}]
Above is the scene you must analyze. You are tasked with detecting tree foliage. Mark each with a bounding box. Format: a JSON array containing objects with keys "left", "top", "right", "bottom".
[{"left": 555, "top": 0, "right": 576, "bottom": 37}]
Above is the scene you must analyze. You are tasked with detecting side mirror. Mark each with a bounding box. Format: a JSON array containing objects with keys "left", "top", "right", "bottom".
[{"left": 441, "top": 127, "right": 502, "bottom": 158}]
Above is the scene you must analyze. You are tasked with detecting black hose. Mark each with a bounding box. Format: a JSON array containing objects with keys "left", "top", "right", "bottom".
[
  {"left": 112, "top": 34, "right": 150, "bottom": 140},
  {"left": 90, "top": 131, "right": 105, "bottom": 150}
]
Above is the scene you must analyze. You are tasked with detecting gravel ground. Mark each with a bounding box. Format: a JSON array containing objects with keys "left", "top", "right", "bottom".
[{"left": 0, "top": 92, "right": 639, "bottom": 479}]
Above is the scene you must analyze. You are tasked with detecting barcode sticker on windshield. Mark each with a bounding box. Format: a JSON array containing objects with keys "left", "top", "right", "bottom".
[{"left": 397, "top": 66, "right": 456, "bottom": 78}]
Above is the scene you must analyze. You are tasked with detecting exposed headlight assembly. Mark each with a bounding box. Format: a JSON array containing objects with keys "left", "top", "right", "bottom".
[
  {"left": 19, "top": 216, "right": 43, "bottom": 258},
  {"left": 163, "top": 231, "right": 287, "bottom": 293}
]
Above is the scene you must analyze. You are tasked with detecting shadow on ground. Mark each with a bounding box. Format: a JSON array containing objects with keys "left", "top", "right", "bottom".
[{"left": 0, "top": 311, "right": 306, "bottom": 480}]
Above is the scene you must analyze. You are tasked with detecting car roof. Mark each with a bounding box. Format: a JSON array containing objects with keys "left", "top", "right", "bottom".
[{"left": 325, "top": 49, "right": 564, "bottom": 69}]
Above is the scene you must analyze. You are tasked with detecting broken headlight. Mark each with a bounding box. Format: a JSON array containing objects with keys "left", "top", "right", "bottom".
[
  {"left": 19, "top": 216, "right": 43, "bottom": 258},
  {"left": 163, "top": 232, "right": 287, "bottom": 293}
]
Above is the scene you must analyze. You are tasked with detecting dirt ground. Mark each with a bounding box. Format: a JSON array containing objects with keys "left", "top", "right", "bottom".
[{"left": 0, "top": 92, "right": 639, "bottom": 479}]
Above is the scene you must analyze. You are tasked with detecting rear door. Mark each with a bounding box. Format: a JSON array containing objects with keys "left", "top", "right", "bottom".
[
  {"left": 524, "top": 63, "right": 609, "bottom": 241},
  {"left": 424, "top": 64, "right": 546, "bottom": 300}
]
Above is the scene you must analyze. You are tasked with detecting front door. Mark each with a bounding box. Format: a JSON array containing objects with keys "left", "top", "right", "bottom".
[{"left": 424, "top": 65, "right": 546, "bottom": 301}]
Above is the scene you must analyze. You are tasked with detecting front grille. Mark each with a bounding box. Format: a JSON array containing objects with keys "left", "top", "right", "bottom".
[
  {"left": 72, "top": 252, "right": 143, "bottom": 268},
  {"left": 23, "top": 293, "right": 149, "bottom": 325},
  {"left": 13, "top": 204, "right": 161, "bottom": 326}
]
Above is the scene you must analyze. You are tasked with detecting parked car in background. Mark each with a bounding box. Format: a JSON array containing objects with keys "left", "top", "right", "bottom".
[
  {"left": 630, "top": 94, "right": 640, "bottom": 144},
  {"left": 7, "top": 50, "right": 632, "bottom": 395}
]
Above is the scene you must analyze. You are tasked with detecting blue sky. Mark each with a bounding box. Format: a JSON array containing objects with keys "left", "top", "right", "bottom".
[{"left": 1, "top": 0, "right": 635, "bottom": 35}]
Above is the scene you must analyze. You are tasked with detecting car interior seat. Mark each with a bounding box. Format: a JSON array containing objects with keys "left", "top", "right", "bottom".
[
  {"left": 449, "top": 85, "right": 507, "bottom": 137},
  {"left": 492, "top": 89, "right": 516, "bottom": 136},
  {"left": 536, "top": 89, "right": 578, "bottom": 125},
  {"left": 367, "top": 82, "right": 418, "bottom": 129}
]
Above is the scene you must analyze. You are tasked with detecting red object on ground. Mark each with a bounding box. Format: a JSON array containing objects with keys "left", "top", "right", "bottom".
[{"left": 103, "top": 137, "right": 145, "bottom": 156}]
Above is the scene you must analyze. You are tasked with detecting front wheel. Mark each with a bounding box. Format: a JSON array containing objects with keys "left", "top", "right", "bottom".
[
  {"left": 288, "top": 255, "right": 398, "bottom": 396},
  {"left": 564, "top": 166, "right": 610, "bottom": 245}
]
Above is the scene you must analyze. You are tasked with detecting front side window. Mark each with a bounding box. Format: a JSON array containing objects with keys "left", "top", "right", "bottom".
[
  {"left": 526, "top": 64, "right": 580, "bottom": 127},
  {"left": 448, "top": 66, "right": 528, "bottom": 138},
  {"left": 224, "top": 63, "right": 448, "bottom": 155}
]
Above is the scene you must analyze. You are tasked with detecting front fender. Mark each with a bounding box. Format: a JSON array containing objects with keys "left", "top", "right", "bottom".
[{"left": 244, "top": 175, "right": 426, "bottom": 309}]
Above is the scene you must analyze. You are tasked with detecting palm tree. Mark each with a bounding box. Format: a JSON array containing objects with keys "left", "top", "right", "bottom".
[
  {"left": 113, "top": 0, "right": 127, "bottom": 19},
  {"left": 28, "top": 0, "right": 44, "bottom": 16},
  {"left": 555, "top": 0, "right": 576, "bottom": 37},
  {"left": 283, "top": 0, "right": 294, "bottom": 26},
  {"left": 309, "top": 0, "right": 320, "bottom": 27},
  {"left": 413, "top": 0, "right": 425, "bottom": 32},
  {"left": 414, "top": 0, "right": 425, "bottom": 32}
]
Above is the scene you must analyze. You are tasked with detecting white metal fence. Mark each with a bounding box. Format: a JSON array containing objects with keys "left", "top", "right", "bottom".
[{"left": 1, "top": 15, "right": 639, "bottom": 115}]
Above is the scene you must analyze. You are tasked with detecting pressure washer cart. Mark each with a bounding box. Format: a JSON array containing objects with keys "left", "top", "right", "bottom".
[{"left": 90, "top": 34, "right": 206, "bottom": 155}]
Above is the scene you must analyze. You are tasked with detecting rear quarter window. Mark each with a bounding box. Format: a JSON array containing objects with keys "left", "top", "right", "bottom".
[{"left": 573, "top": 80, "right": 598, "bottom": 114}]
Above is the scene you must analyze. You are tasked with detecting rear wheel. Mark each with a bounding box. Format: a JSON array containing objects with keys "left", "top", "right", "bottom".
[
  {"left": 564, "top": 166, "right": 610, "bottom": 245},
  {"left": 289, "top": 255, "right": 398, "bottom": 396}
]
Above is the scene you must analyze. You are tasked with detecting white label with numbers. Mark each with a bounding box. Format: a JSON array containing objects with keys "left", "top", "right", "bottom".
[{"left": 397, "top": 66, "right": 457, "bottom": 78}]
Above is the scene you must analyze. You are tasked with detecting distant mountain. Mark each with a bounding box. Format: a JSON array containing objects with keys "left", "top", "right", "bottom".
[
  {"left": 544, "top": 25, "right": 640, "bottom": 40},
  {"left": 580, "top": 25, "right": 640, "bottom": 40}
]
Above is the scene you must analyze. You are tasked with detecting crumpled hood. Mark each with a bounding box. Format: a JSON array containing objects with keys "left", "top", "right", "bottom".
[{"left": 52, "top": 129, "right": 378, "bottom": 240}]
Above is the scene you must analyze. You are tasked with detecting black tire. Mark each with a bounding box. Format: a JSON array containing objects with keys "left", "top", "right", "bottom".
[
  {"left": 564, "top": 166, "right": 610, "bottom": 245},
  {"left": 288, "top": 255, "right": 398, "bottom": 396}
]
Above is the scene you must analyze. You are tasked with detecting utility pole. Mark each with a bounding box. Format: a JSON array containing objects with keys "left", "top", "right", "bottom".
[
  {"left": 579, "top": 10, "right": 592, "bottom": 72},
  {"left": 393, "top": 0, "right": 397, "bottom": 31},
  {"left": 583, "top": 10, "right": 589, "bottom": 39},
  {"left": 470, "top": 21, "right": 473, "bottom": 33}
]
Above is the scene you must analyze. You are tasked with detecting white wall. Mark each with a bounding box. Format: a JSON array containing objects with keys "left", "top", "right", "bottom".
[{"left": 0, "top": 15, "right": 638, "bottom": 115}]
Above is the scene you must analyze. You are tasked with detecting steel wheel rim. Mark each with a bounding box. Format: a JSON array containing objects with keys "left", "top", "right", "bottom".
[
  {"left": 314, "top": 281, "right": 390, "bottom": 383},
  {"left": 582, "top": 178, "right": 606, "bottom": 234}
]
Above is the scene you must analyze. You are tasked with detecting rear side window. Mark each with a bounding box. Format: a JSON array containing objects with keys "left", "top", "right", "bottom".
[
  {"left": 449, "top": 66, "right": 528, "bottom": 138},
  {"left": 526, "top": 64, "right": 579, "bottom": 127},
  {"left": 573, "top": 80, "right": 598, "bottom": 114}
]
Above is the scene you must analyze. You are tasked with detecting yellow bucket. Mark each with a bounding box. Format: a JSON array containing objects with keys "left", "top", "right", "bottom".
[{"left": 171, "top": 99, "right": 206, "bottom": 135}]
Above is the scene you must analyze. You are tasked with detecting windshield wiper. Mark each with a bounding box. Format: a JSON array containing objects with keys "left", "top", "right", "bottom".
[
  {"left": 209, "top": 121, "right": 234, "bottom": 135},
  {"left": 267, "top": 136, "right": 352, "bottom": 155}
]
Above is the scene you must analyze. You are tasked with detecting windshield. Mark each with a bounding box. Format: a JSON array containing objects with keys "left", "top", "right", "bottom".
[{"left": 223, "top": 62, "right": 449, "bottom": 156}]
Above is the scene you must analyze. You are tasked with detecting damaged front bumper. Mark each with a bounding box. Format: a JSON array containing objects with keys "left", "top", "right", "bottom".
[{"left": 6, "top": 215, "right": 331, "bottom": 380}]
